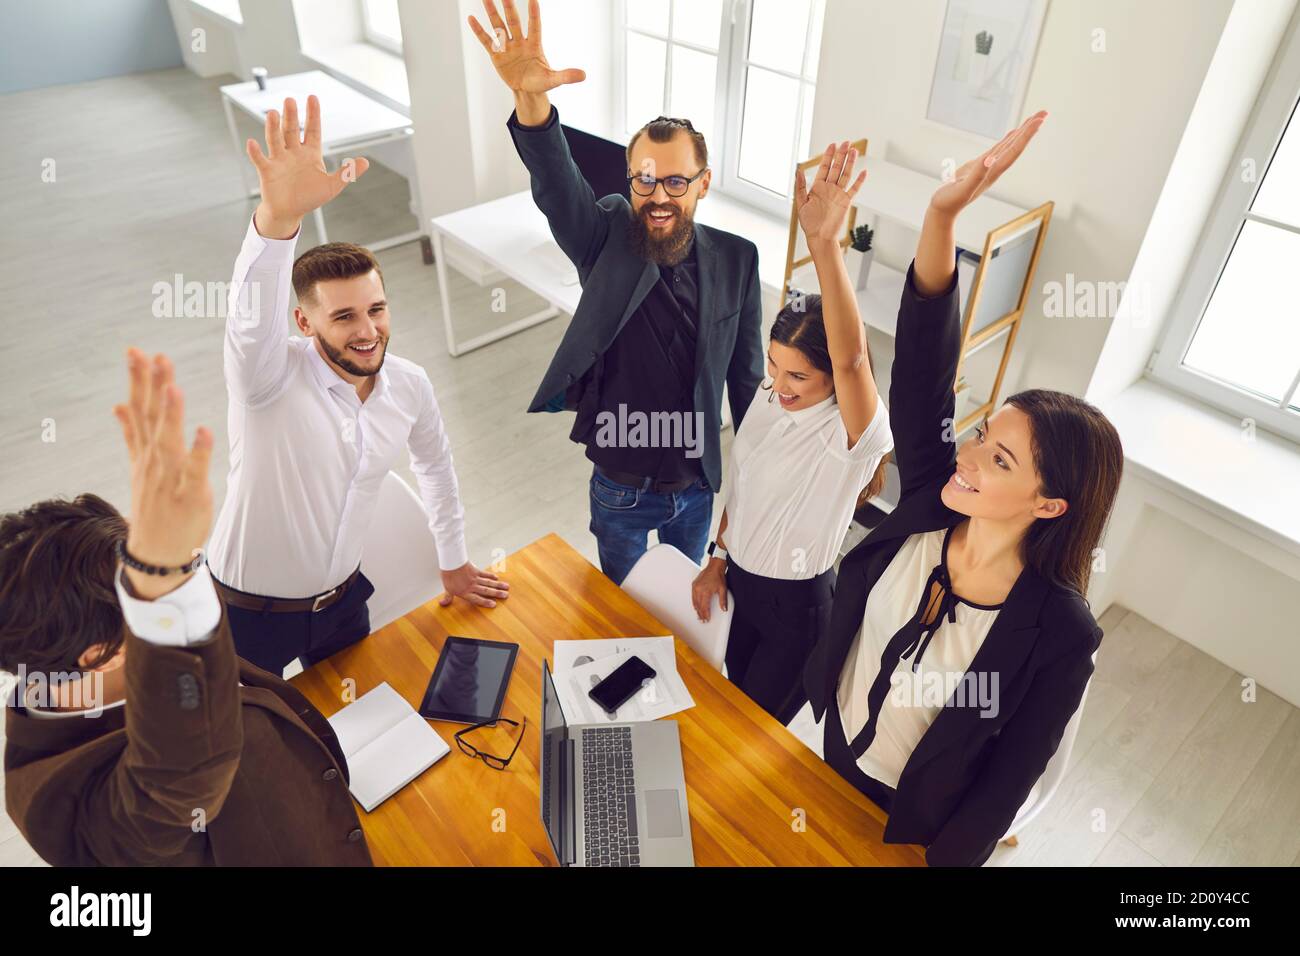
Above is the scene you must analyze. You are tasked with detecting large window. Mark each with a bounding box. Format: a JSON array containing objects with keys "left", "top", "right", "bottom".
[
  {"left": 361, "top": 0, "right": 403, "bottom": 54},
  {"left": 617, "top": 0, "right": 826, "bottom": 215},
  {"left": 1152, "top": 16, "right": 1300, "bottom": 442}
]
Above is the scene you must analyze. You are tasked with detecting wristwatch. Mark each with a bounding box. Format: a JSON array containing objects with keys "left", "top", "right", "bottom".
[{"left": 707, "top": 541, "right": 728, "bottom": 562}]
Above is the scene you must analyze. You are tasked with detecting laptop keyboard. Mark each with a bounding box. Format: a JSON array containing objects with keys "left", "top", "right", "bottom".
[{"left": 581, "top": 727, "right": 640, "bottom": 867}]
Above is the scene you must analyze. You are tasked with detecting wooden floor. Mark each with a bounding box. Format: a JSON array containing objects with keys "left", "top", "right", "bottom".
[{"left": 3, "top": 68, "right": 1298, "bottom": 867}]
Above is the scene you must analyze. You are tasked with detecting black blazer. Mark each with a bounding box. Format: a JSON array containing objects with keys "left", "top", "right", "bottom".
[
  {"left": 507, "top": 107, "right": 765, "bottom": 492},
  {"left": 802, "top": 262, "right": 1103, "bottom": 867}
]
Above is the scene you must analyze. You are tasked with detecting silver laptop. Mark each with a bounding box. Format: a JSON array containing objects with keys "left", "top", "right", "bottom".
[{"left": 540, "top": 660, "right": 694, "bottom": 867}]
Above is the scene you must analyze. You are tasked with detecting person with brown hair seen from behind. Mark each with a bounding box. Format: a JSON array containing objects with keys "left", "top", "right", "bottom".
[
  {"left": 690, "top": 142, "right": 893, "bottom": 727},
  {"left": 1, "top": 349, "right": 373, "bottom": 865},
  {"left": 205, "top": 94, "right": 508, "bottom": 677}
]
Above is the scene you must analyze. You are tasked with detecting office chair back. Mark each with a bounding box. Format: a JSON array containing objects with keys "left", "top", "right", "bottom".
[
  {"left": 1002, "top": 651, "right": 1098, "bottom": 842},
  {"left": 621, "top": 544, "right": 731, "bottom": 672},
  {"left": 361, "top": 471, "right": 443, "bottom": 632}
]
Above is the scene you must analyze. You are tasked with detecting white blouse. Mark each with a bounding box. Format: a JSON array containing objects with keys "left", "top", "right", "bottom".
[
  {"left": 722, "top": 387, "right": 893, "bottom": 580},
  {"left": 837, "top": 527, "right": 1003, "bottom": 788}
]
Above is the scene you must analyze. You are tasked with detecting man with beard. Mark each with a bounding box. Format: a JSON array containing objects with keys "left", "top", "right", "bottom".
[
  {"left": 470, "top": 0, "right": 764, "bottom": 584},
  {"left": 207, "top": 93, "right": 508, "bottom": 674}
]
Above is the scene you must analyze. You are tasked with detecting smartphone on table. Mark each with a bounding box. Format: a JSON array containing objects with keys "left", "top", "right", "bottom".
[{"left": 587, "top": 655, "right": 657, "bottom": 716}]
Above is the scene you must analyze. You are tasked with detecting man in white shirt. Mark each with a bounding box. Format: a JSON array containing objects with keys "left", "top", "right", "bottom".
[{"left": 206, "top": 94, "right": 507, "bottom": 675}]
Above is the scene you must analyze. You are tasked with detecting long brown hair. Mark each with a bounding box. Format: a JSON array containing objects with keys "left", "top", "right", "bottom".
[
  {"left": 769, "top": 294, "right": 889, "bottom": 506},
  {"left": 1004, "top": 389, "right": 1124, "bottom": 597}
]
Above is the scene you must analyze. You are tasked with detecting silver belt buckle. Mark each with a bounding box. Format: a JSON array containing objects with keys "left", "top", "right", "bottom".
[{"left": 311, "top": 586, "right": 339, "bottom": 613}]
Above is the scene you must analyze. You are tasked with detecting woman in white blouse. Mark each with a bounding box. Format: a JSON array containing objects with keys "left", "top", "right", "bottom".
[
  {"left": 690, "top": 141, "right": 893, "bottom": 724},
  {"left": 803, "top": 111, "right": 1126, "bottom": 866}
]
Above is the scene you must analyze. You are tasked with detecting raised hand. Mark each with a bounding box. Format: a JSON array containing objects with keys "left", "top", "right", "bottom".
[
  {"left": 916, "top": 110, "right": 1047, "bottom": 295},
  {"left": 439, "top": 560, "right": 511, "bottom": 610},
  {"left": 112, "top": 349, "right": 215, "bottom": 599},
  {"left": 467, "top": 0, "right": 585, "bottom": 124},
  {"left": 795, "top": 141, "right": 867, "bottom": 244},
  {"left": 929, "top": 110, "right": 1047, "bottom": 218},
  {"left": 244, "top": 94, "right": 370, "bottom": 239}
]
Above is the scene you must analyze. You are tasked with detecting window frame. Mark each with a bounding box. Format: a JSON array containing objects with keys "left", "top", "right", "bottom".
[
  {"left": 614, "top": 0, "right": 825, "bottom": 218},
  {"left": 360, "top": 0, "right": 403, "bottom": 56},
  {"left": 1150, "top": 10, "right": 1300, "bottom": 443}
]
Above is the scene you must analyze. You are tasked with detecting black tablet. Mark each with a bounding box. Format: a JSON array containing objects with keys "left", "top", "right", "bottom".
[{"left": 418, "top": 636, "right": 519, "bottom": 724}]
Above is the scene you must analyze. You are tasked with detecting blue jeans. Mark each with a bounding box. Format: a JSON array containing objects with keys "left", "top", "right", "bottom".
[{"left": 588, "top": 468, "right": 713, "bottom": 585}]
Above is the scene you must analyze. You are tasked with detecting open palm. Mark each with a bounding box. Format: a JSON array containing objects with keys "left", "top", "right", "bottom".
[
  {"left": 245, "top": 94, "right": 369, "bottom": 226},
  {"left": 930, "top": 110, "right": 1047, "bottom": 217},
  {"left": 795, "top": 141, "right": 866, "bottom": 243},
  {"left": 468, "top": 0, "right": 585, "bottom": 94}
]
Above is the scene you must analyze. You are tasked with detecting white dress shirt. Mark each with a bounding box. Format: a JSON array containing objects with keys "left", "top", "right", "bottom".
[
  {"left": 207, "top": 216, "right": 468, "bottom": 598},
  {"left": 722, "top": 387, "right": 893, "bottom": 579},
  {"left": 25, "top": 566, "right": 224, "bottom": 719},
  {"left": 836, "top": 528, "right": 1002, "bottom": 788}
]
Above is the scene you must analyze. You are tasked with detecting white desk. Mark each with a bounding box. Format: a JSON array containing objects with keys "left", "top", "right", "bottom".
[
  {"left": 430, "top": 191, "right": 580, "bottom": 357},
  {"left": 853, "top": 158, "right": 1029, "bottom": 255},
  {"left": 429, "top": 189, "right": 792, "bottom": 357},
  {"left": 220, "top": 70, "right": 420, "bottom": 252}
]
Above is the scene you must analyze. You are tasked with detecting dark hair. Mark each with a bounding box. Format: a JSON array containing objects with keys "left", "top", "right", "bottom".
[
  {"left": 626, "top": 116, "right": 709, "bottom": 172},
  {"left": 292, "top": 242, "right": 385, "bottom": 305},
  {"left": 0, "top": 494, "right": 128, "bottom": 676},
  {"left": 1003, "top": 389, "right": 1124, "bottom": 597},
  {"left": 769, "top": 293, "right": 889, "bottom": 504}
]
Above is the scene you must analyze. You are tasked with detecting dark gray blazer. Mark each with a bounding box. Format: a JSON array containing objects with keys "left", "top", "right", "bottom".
[{"left": 507, "top": 108, "right": 765, "bottom": 492}]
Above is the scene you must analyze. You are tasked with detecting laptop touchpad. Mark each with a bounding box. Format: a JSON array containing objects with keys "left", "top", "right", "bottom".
[{"left": 644, "top": 789, "right": 683, "bottom": 838}]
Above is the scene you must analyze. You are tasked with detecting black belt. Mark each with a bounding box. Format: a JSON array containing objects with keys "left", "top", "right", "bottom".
[
  {"left": 595, "top": 465, "right": 697, "bottom": 494},
  {"left": 211, "top": 566, "right": 361, "bottom": 614}
]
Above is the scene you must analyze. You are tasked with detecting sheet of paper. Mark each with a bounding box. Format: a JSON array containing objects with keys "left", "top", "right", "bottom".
[
  {"left": 553, "top": 637, "right": 694, "bottom": 724},
  {"left": 553, "top": 636, "right": 672, "bottom": 674}
]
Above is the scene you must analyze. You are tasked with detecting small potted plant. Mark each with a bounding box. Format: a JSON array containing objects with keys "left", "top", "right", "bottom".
[{"left": 846, "top": 223, "right": 874, "bottom": 291}]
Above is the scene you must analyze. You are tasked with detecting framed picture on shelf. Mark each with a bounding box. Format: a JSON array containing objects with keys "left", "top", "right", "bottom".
[{"left": 926, "top": 0, "right": 1048, "bottom": 140}]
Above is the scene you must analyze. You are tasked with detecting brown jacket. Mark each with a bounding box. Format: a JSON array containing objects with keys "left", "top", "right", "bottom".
[{"left": 4, "top": 605, "right": 373, "bottom": 866}]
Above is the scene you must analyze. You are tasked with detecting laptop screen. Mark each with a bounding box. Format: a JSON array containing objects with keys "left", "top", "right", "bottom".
[{"left": 540, "top": 661, "right": 568, "bottom": 863}]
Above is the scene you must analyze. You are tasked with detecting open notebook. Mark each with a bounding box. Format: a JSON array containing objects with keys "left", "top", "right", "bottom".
[{"left": 327, "top": 682, "right": 450, "bottom": 812}]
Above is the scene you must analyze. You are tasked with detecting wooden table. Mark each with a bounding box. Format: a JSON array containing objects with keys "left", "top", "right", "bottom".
[{"left": 293, "top": 534, "right": 925, "bottom": 866}]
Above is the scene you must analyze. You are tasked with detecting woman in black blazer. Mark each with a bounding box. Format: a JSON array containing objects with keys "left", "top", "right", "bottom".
[{"left": 802, "top": 111, "right": 1125, "bottom": 867}]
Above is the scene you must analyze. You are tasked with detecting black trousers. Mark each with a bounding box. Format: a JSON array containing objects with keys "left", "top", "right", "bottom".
[
  {"left": 823, "top": 689, "right": 897, "bottom": 814},
  {"left": 723, "top": 558, "right": 834, "bottom": 726},
  {"left": 220, "top": 572, "right": 376, "bottom": 677}
]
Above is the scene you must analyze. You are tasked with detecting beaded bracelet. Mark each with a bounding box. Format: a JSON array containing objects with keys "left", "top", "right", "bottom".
[{"left": 114, "top": 538, "right": 204, "bottom": 576}]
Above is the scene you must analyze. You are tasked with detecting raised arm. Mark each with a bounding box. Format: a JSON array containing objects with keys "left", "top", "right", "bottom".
[
  {"left": 469, "top": 0, "right": 607, "bottom": 271},
  {"left": 794, "top": 142, "right": 876, "bottom": 447},
  {"left": 406, "top": 373, "right": 512, "bottom": 610},
  {"left": 915, "top": 110, "right": 1047, "bottom": 293},
  {"left": 891, "top": 111, "right": 1047, "bottom": 498},
  {"left": 227, "top": 95, "right": 370, "bottom": 405},
  {"left": 92, "top": 350, "right": 242, "bottom": 863}
]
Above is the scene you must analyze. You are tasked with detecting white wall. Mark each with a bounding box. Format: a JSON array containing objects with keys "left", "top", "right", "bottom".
[
  {"left": 1082, "top": 0, "right": 1300, "bottom": 709},
  {"left": 1087, "top": 0, "right": 1299, "bottom": 403},
  {"left": 809, "top": 0, "right": 1233, "bottom": 398}
]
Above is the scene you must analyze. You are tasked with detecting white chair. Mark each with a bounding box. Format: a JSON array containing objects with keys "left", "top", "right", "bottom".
[
  {"left": 1000, "top": 651, "right": 1098, "bottom": 845},
  {"left": 360, "top": 471, "right": 444, "bottom": 632},
  {"left": 621, "top": 543, "right": 732, "bottom": 672},
  {"left": 283, "top": 472, "right": 439, "bottom": 680}
]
